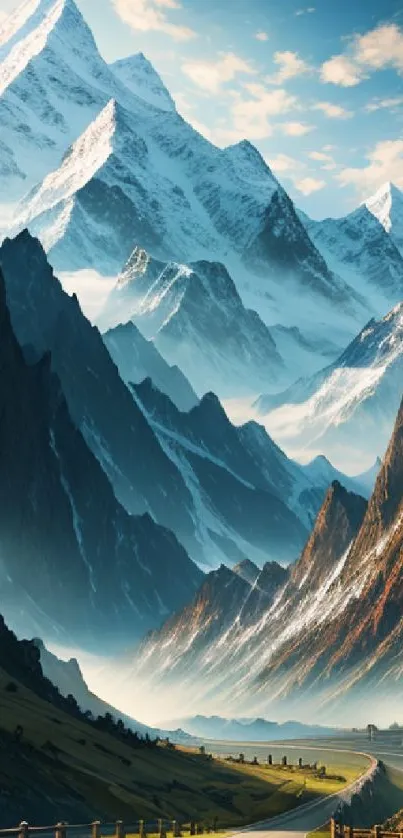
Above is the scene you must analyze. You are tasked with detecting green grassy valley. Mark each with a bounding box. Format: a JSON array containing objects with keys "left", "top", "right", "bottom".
[{"left": 0, "top": 665, "right": 367, "bottom": 828}]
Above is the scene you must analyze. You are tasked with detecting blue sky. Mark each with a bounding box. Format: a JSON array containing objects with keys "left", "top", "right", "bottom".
[{"left": 3, "top": 0, "right": 403, "bottom": 217}]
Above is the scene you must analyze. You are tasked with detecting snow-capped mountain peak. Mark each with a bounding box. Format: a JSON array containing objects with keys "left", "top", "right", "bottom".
[
  {"left": 224, "top": 139, "right": 277, "bottom": 183},
  {"left": 0, "top": 0, "right": 97, "bottom": 95},
  {"left": 366, "top": 181, "right": 403, "bottom": 256},
  {"left": 19, "top": 98, "right": 118, "bottom": 223},
  {"left": 366, "top": 181, "right": 399, "bottom": 233},
  {"left": 110, "top": 52, "right": 176, "bottom": 112}
]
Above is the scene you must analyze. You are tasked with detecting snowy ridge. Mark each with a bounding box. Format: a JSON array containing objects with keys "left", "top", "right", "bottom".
[
  {"left": 0, "top": 0, "right": 65, "bottom": 95},
  {"left": 255, "top": 303, "right": 403, "bottom": 472},
  {"left": 300, "top": 202, "right": 403, "bottom": 310},
  {"left": 1, "top": 0, "right": 374, "bottom": 388},
  {"left": 366, "top": 182, "right": 396, "bottom": 234},
  {"left": 21, "top": 98, "right": 117, "bottom": 221}
]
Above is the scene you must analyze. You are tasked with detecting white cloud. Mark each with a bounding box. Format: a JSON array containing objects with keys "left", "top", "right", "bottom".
[
  {"left": 266, "top": 151, "right": 328, "bottom": 196},
  {"left": 230, "top": 84, "right": 297, "bottom": 140},
  {"left": 309, "top": 151, "right": 330, "bottom": 162},
  {"left": 308, "top": 150, "right": 337, "bottom": 170},
  {"left": 181, "top": 53, "right": 255, "bottom": 93},
  {"left": 255, "top": 31, "right": 269, "bottom": 41},
  {"left": 321, "top": 55, "right": 364, "bottom": 87},
  {"left": 320, "top": 23, "right": 403, "bottom": 88},
  {"left": 295, "top": 7, "right": 316, "bottom": 16},
  {"left": 365, "top": 96, "right": 403, "bottom": 113},
  {"left": 294, "top": 176, "right": 326, "bottom": 195},
  {"left": 112, "top": 0, "right": 196, "bottom": 41},
  {"left": 281, "top": 121, "right": 314, "bottom": 136},
  {"left": 267, "top": 50, "right": 311, "bottom": 84},
  {"left": 354, "top": 23, "right": 403, "bottom": 72},
  {"left": 337, "top": 139, "right": 403, "bottom": 195},
  {"left": 312, "top": 101, "right": 352, "bottom": 119},
  {"left": 266, "top": 153, "right": 304, "bottom": 173}
]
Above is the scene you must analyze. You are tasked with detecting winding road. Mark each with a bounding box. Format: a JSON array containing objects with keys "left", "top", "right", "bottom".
[{"left": 223, "top": 740, "right": 402, "bottom": 838}]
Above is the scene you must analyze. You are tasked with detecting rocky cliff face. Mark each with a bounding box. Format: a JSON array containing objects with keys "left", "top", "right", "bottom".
[
  {"left": 255, "top": 404, "right": 403, "bottom": 701},
  {"left": 98, "top": 249, "right": 284, "bottom": 398},
  {"left": 110, "top": 477, "right": 370, "bottom": 720},
  {"left": 290, "top": 481, "right": 367, "bottom": 590},
  {"left": 132, "top": 378, "right": 314, "bottom": 566},
  {"left": 103, "top": 320, "right": 198, "bottom": 412},
  {"left": 115, "top": 560, "right": 288, "bottom": 716},
  {"left": 0, "top": 250, "right": 202, "bottom": 649}
]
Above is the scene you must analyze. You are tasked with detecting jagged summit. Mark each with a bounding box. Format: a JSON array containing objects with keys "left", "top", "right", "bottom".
[
  {"left": 224, "top": 139, "right": 277, "bottom": 180},
  {"left": 290, "top": 479, "right": 367, "bottom": 589},
  {"left": 0, "top": 0, "right": 98, "bottom": 96},
  {"left": 233, "top": 559, "right": 261, "bottom": 585},
  {"left": 365, "top": 181, "right": 401, "bottom": 232},
  {"left": 110, "top": 52, "right": 176, "bottom": 112},
  {"left": 366, "top": 181, "right": 403, "bottom": 255}
]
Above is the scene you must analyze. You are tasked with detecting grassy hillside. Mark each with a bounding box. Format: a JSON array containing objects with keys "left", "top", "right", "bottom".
[{"left": 0, "top": 666, "right": 364, "bottom": 829}]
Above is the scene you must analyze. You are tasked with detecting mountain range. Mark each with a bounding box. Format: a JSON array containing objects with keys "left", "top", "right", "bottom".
[
  {"left": 0, "top": 227, "right": 374, "bottom": 652},
  {"left": 255, "top": 302, "right": 403, "bottom": 471},
  {"left": 2, "top": 0, "right": 383, "bottom": 392},
  {"left": 106, "top": 393, "right": 403, "bottom": 722},
  {"left": 103, "top": 319, "right": 198, "bottom": 412},
  {"left": 157, "top": 714, "right": 340, "bottom": 742},
  {"left": 97, "top": 248, "right": 285, "bottom": 398},
  {"left": 1, "top": 0, "right": 403, "bottom": 728},
  {"left": 0, "top": 237, "right": 202, "bottom": 649}
]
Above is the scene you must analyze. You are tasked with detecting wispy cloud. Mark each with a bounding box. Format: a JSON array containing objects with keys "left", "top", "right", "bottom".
[
  {"left": 267, "top": 153, "right": 303, "bottom": 173},
  {"left": 267, "top": 50, "right": 311, "bottom": 84},
  {"left": 112, "top": 0, "right": 196, "bottom": 41},
  {"left": 281, "top": 121, "right": 315, "bottom": 136},
  {"left": 266, "top": 153, "right": 326, "bottom": 196},
  {"left": 230, "top": 83, "right": 297, "bottom": 140},
  {"left": 294, "top": 176, "right": 326, "bottom": 195},
  {"left": 308, "top": 150, "right": 337, "bottom": 170},
  {"left": 337, "top": 139, "right": 403, "bottom": 195},
  {"left": 295, "top": 7, "right": 316, "bottom": 16},
  {"left": 255, "top": 31, "right": 269, "bottom": 42},
  {"left": 365, "top": 96, "right": 403, "bottom": 113},
  {"left": 320, "top": 23, "right": 403, "bottom": 87},
  {"left": 181, "top": 53, "right": 255, "bottom": 93},
  {"left": 312, "top": 101, "right": 352, "bottom": 119}
]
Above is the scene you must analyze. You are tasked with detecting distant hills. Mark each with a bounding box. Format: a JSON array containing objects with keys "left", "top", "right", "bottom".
[{"left": 157, "top": 715, "right": 341, "bottom": 742}]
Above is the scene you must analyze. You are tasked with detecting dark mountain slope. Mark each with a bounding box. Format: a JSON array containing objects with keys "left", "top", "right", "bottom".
[{"left": 0, "top": 256, "right": 201, "bottom": 649}]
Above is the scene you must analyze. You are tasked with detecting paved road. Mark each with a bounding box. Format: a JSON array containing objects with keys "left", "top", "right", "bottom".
[{"left": 224, "top": 743, "right": 380, "bottom": 838}]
